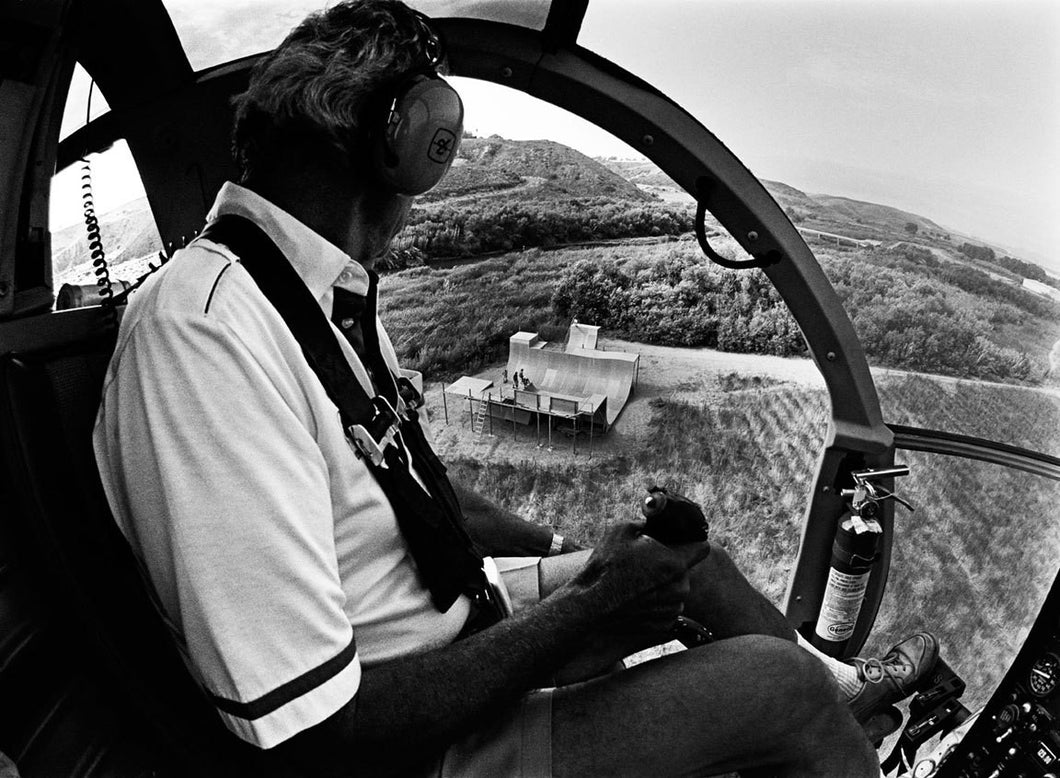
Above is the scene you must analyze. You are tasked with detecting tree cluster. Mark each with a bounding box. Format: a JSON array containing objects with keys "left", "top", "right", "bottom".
[
  {"left": 958, "top": 242, "right": 1060, "bottom": 291},
  {"left": 392, "top": 197, "right": 694, "bottom": 259},
  {"left": 876, "top": 244, "right": 1060, "bottom": 320},
  {"left": 551, "top": 249, "right": 805, "bottom": 355},
  {"left": 825, "top": 256, "right": 1038, "bottom": 382},
  {"left": 958, "top": 242, "right": 997, "bottom": 263},
  {"left": 549, "top": 246, "right": 1045, "bottom": 382}
]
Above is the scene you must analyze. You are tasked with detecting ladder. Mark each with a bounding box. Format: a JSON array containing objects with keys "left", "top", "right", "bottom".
[{"left": 472, "top": 391, "right": 490, "bottom": 437}]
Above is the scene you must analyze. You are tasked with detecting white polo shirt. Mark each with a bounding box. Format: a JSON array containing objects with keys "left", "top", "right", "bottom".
[{"left": 93, "top": 182, "right": 470, "bottom": 748}]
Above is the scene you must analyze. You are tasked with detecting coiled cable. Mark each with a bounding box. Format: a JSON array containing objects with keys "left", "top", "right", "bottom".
[
  {"left": 77, "top": 78, "right": 119, "bottom": 328},
  {"left": 80, "top": 156, "right": 113, "bottom": 306}
]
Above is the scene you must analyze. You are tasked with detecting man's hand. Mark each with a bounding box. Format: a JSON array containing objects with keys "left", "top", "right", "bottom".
[
  {"left": 570, "top": 521, "right": 711, "bottom": 636},
  {"left": 274, "top": 522, "right": 706, "bottom": 776}
]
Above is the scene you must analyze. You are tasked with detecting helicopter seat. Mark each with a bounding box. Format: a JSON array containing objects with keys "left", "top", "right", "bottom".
[{"left": 0, "top": 308, "right": 273, "bottom": 776}]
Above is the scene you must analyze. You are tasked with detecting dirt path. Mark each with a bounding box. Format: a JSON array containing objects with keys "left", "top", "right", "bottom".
[{"left": 425, "top": 176, "right": 546, "bottom": 207}]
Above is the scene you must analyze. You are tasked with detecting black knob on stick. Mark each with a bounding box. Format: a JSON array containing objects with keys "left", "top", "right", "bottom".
[{"left": 641, "top": 486, "right": 709, "bottom": 545}]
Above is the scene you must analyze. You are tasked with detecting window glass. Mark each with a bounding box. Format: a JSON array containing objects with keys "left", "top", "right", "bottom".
[
  {"left": 865, "top": 452, "right": 1060, "bottom": 714},
  {"left": 376, "top": 80, "right": 828, "bottom": 607},
  {"left": 49, "top": 141, "right": 160, "bottom": 305},
  {"left": 581, "top": 1, "right": 1060, "bottom": 455},
  {"left": 164, "top": 0, "right": 323, "bottom": 72},
  {"left": 163, "top": 0, "right": 551, "bottom": 72},
  {"left": 59, "top": 63, "right": 110, "bottom": 141}
]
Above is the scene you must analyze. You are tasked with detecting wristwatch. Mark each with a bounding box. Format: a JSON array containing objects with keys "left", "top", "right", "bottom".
[{"left": 547, "top": 532, "right": 565, "bottom": 557}]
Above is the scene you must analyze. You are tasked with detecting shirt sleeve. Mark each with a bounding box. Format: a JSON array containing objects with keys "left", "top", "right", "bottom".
[{"left": 95, "top": 300, "right": 359, "bottom": 748}]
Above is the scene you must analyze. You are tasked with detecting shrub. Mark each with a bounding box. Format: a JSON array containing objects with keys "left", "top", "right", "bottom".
[{"left": 551, "top": 248, "right": 806, "bottom": 356}]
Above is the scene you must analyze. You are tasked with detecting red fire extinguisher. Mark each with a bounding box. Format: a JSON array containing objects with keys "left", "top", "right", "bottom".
[{"left": 812, "top": 466, "right": 913, "bottom": 655}]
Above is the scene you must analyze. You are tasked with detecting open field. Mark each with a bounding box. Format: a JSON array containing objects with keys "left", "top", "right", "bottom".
[{"left": 421, "top": 338, "right": 1060, "bottom": 714}]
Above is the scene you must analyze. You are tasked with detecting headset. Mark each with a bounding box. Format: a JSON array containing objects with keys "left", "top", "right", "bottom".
[{"left": 369, "top": 11, "right": 464, "bottom": 196}]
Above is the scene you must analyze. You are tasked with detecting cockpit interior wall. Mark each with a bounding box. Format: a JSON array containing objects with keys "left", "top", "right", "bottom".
[
  {"left": 15, "top": 3, "right": 1060, "bottom": 776},
  {"left": 0, "top": 2, "right": 72, "bottom": 320}
]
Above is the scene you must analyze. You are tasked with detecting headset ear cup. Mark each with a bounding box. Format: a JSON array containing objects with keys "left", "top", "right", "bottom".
[{"left": 373, "top": 74, "right": 463, "bottom": 196}]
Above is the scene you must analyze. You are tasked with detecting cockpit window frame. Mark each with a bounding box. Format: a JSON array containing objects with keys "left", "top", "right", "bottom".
[{"left": 23, "top": 0, "right": 1055, "bottom": 659}]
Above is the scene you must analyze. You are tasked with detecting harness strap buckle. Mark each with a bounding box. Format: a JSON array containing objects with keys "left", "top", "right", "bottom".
[
  {"left": 396, "top": 375, "right": 424, "bottom": 410},
  {"left": 347, "top": 395, "right": 401, "bottom": 467}
]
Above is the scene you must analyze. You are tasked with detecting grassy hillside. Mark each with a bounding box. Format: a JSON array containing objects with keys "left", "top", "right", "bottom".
[
  {"left": 441, "top": 382, "right": 1058, "bottom": 711},
  {"left": 390, "top": 137, "right": 689, "bottom": 264},
  {"left": 599, "top": 158, "right": 949, "bottom": 241},
  {"left": 52, "top": 196, "right": 162, "bottom": 276},
  {"left": 381, "top": 240, "right": 1060, "bottom": 385},
  {"left": 438, "top": 375, "right": 1059, "bottom": 714}
]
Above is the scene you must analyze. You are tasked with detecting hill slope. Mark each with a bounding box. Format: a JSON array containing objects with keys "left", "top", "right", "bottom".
[
  {"left": 52, "top": 135, "right": 1052, "bottom": 295},
  {"left": 52, "top": 196, "right": 162, "bottom": 276},
  {"left": 425, "top": 136, "right": 652, "bottom": 203}
]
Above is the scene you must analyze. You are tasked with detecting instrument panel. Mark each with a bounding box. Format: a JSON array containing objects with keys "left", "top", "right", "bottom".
[{"left": 930, "top": 571, "right": 1060, "bottom": 777}]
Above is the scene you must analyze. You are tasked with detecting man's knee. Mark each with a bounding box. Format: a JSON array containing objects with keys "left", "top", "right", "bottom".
[
  {"left": 721, "top": 636, "right": 875, "bottom": 770},
  {"left": 733, "top": 634, "right": 839, "bottom": 708}
]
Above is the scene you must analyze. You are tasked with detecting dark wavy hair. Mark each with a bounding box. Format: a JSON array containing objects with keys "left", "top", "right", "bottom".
[{"left": 231, "top": 0, "right": 438, "bottom": 181}]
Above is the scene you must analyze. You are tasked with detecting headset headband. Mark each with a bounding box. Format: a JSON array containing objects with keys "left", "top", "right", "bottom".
[{"left": 411, "top": 10, "right": 443, "bottom": 69}]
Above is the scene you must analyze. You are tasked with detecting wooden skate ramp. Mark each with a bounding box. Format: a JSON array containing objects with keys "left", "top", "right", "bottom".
[
  {"left": 565, "top": 321, "right": 600, "bottom": 352},
  {"left": 507, "top": 332, "right": 638, "bottom": 427}
]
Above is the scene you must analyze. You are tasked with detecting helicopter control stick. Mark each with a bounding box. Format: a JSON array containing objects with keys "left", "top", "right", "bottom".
[{"left": 640, "top": 486, "right": 713, "bottom": 648}]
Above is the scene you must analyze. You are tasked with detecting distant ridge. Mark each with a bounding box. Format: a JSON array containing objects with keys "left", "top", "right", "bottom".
[
  {"left": 51, "top": 196, "right": 161, "bottom": 277},
  {"left": 597, "top": 157, "right": 954, "bottom": 244},
  {"left": 52, "top": 135, "right": 1046, "bottom": 282}
]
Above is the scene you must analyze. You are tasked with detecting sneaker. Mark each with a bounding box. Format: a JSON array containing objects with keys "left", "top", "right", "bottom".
[{"left": 847, "top": 632, "right": 940, "bottom": 722}]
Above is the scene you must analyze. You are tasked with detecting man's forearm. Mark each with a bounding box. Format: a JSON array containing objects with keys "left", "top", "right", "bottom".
[
  {"left": 452, "top": 479, "right": 582, "bottom": 556},
  {"left": 277, "top": 577, "right": 603, "bottom": 776},
  {"left": 274, "top": 523, "right": 705, "bottom": 776}
]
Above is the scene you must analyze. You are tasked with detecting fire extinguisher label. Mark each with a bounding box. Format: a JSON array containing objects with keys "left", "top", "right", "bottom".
[{"left": 814, "top": 568, "right": 870, "bottom": 642}]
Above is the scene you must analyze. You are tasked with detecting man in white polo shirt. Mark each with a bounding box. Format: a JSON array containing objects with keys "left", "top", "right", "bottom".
[{"left": 94, "top": 2, "right": 934, "bottom": 775}]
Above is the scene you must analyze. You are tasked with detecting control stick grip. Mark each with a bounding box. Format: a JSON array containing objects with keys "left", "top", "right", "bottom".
[
  {"left": 639, "top": 486, "right": 713, "bottom": 647},
  {"left": 641, "top": 486, "right": 709, "bottom": 545}
]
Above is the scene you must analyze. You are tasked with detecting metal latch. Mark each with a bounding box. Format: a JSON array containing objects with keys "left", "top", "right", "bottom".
[{"left": 347, "top": 395, "right": 401, "bottom": 467}]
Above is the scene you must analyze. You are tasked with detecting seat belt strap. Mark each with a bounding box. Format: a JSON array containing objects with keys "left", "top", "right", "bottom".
[{"left": 199, "top": 215, "right": 489, "bottom": 614}]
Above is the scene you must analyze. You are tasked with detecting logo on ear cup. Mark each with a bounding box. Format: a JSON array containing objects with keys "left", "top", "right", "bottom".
[{"left": 428, "top": 128, "right": 457, "bottom": 164}]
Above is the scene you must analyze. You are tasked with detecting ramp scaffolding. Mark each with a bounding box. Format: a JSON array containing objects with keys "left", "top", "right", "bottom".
[
  {"left": 443, "top": 378, "right": 604, "bottom": 455},
  {"left": 442, "top": 322, "right": 639, "bottom": 455}
]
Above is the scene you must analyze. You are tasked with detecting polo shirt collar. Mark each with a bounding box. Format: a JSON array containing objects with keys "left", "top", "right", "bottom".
[{"left": 206, "top": 181, "right": 370, "bottom": 301}]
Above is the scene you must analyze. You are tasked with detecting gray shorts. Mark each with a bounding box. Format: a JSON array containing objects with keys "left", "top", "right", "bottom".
[{"left": 429, "top": 556, "right": 554, "bottom": 778}]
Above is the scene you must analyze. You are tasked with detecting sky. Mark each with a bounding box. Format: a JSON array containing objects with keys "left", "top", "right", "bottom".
[{"left": 53, "top": 0, "right": 1059, "bottom": 269}]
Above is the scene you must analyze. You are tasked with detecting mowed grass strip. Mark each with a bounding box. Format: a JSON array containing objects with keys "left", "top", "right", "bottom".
[
  {"left": 447, "top": 384, "right": 1059, "bottom": 712},
  {"left": 384, "top": 243, "right": 1060, "bottom": 709}
]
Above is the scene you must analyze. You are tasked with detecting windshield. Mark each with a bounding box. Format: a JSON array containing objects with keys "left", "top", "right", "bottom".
[
  {"left": 163, "top": 0, "right": 551, "bottom": 71},
  {"left": 47, "top": 0, "right": 1060, "bottom": 734},
  {"left": 581, "top": 0, "right": 1060, "bottom": 453}
]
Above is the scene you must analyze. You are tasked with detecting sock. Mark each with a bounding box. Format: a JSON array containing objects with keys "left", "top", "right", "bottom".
[{"left": 796, "top": 632, "right": 864, "bottom": 700}]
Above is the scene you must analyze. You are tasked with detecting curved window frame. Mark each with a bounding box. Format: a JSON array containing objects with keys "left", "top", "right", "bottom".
[{"left": 23, "top": 0, "right": 1055, "bottom": 657}]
